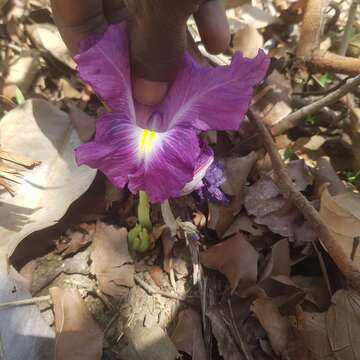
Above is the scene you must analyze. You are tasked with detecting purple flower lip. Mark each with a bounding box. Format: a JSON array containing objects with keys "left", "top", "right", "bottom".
[{"left": 74, "top": 22, "right": 270, "bottom": 203}]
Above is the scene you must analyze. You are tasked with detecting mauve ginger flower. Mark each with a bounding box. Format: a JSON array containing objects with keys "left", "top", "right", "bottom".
[{"left": 75, "top": 22, "right": 269, "bottom": 203}]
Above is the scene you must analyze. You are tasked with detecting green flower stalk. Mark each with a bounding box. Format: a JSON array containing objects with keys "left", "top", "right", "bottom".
[{"left": 128, "top": 191, "right": 152, "bottom": 253}]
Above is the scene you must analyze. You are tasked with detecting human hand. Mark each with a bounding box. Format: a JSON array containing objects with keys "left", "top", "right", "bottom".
[{"left": 50, "top": 0, "right": 230, "bottom": 105}]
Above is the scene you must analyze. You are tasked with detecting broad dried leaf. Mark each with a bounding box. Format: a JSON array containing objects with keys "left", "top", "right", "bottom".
[
  {"left": 90, "top": 222, "right": 134, "bottom": 297},
  {"left": 50, "top": 287, "right": 103, "bottom": 360},
  {"left": 251, "top": 298, "right": 289, "bottom": 356},
  {"left": 0, "top": 100, "right": 96, "bottom": 268},
  {"left": 208, "top": 203, "right": 236, "bottom": 237},
  {"left": 200, "top": 233, "right": 258, "bottom": 292},
  {"left": 320, "top": 187, "right": 360, "bottom": 267},
  {"left": 171, "top": 309, "right": 207, "bottom": 360}
]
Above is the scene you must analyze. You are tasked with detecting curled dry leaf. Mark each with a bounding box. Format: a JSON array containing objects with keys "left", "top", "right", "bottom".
[
  {"left": 222, "top": 151, "right": 258, "bottom": 214},
  {"left": 171, "top": 309, "right": 207, "bottom": 360},
  {"left": 251, "top": 298, "right": 289, "bottom": 356},
  {"left": 50, "top": 287, "right": 103, "bottom": 360},
  {"left": 208, "top": 203, "right": 236, "bottom": 237},
  {"left": 90, "top": 222, "right": 134, "bottom": 297},
  {"left": 0, "top": 99, "right": 96, "bottom": 269},
  {"left": 26, "top": 23, "right": 76, "bottom": 69},
  {"left": 200, "top": 233, "right": 258, "bottom": 293},
  {"left": 320, "top": 187, "right": 360, "bottom": 268},
  {"left": 55, "top": 223, "right": 96, "bottom": 256}
]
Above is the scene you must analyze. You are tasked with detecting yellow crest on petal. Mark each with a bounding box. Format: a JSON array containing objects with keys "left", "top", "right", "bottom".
[{"left": 139, "top": 129, "right": 156, "bottom": 155}]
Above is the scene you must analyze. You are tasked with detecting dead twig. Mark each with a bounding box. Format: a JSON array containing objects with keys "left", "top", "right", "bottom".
[
  {"left": 0, "top": 295, "right": 51, "bottom": 310},
  {"left": 272, "top": 74, "right": 360, "bottom": 135},
  {"left": 297, "top": 0, "right": 360, "bottom": 75},
  {"left": 339, "top": 0, "right": 359, "bottom": 56},
  {"left": 134, "top": 274, "right": 192, "bottom": 305},
  {"left": 248, "top": 109, "right": 360, "bottom": 293}
]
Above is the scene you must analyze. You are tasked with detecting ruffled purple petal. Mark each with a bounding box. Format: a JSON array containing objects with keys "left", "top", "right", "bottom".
[
  {"left": 180, "top": 144, "right": 214, "bottom": 196},
  {"left": 197, "top": 162, "right": 229, "bottom": 204},
  {"left": 128, "top": 125, "right": 201, "bottom": 203},
  {"left": 159, "top": 51, "right": 270, "bottom": 131},
  {"left": 75, "top": 23, "right": 135, "bottom": 120},
  {"left": 75, "top": 113, "right": 139, "bottom": 189}
]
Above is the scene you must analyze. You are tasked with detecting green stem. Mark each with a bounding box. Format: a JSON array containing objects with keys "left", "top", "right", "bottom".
[{"left": 138, "top": 191, "right": 152, "bottom": 231}]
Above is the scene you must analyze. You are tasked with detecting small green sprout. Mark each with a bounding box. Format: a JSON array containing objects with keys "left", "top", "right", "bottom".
[
  {"left": 318, "top": 73, "right": 333, "bottom": 88},
  {"left": 15, "top": 87, "right": 25, "bottom": 105},
  {"left": 305, "top": 114, "right": 318, "bottom": 126}
]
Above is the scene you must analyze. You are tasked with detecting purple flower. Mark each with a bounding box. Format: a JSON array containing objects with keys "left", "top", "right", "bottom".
[{"left": 75, "top": 22, "right": 269, "bottom": 203}]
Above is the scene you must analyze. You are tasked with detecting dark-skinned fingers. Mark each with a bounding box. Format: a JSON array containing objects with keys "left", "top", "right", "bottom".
[
  {"left": 103, "top": 0, "right": 129, "bottom": 24},
  {"left": 50, "top": 0, "right": 106, "bottom": 54},
  {"left": 194, "top": 0, "right": 230, "bottom": 54}
]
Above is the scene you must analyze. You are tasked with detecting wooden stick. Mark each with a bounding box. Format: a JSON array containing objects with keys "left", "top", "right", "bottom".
[
  {"left": 248, "top": 109, "right": 360, "bottom": 292},
  {"left": 0, "top": 295, "right": 51, "bottom": 310},
  {"left": 272, "top": 75, "right": 360, "bottom": 135},
  {"left": 339, "top": 0, "right": 359, "bottom": 56}
]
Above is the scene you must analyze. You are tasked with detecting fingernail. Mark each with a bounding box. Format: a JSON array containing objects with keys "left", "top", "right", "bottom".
[{"left": 133, "top": 78, "right": 168, "bottom": 106}]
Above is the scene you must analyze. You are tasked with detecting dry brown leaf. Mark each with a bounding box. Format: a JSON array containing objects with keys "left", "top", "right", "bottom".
[
  {"left": 320, "top": 187, "right": 360, "bottom": 267},
  {"left": 200, "top": 233, "right": 258, "bottom": 292},
  {"left": 251, "top": 298, "right": 289, "bottom": 356},
  {"left": 50, "top": 287, "right": 103, "bottom": 360},
  {"left": 252, "top": 71, "right": 292, "bottom": 127},
  {"left": 287, "top": 159, "right": 314, "bottom": 192},
  {"left": 148, "top": 266, "right": 163, "bottom": 288},
  {"left": 90, "top": 222, "right": 134, "bottom": 297},
  {"left": 314, "top": 157, "right": 346, "bottom": 197},
  {"left": 222, "top": 212, "right": 263, "bottom": 239},
  {"left": 232, "top": 24, "right": 263, "bottom": 58},
  {"left": 171, "top": 309, "right": 207, "bottom": 360},
  {"left": 208, "top": 203, "right": 236, "bottom": 237},
  {"left": 0, "top": 99, "right": 96, "bottom": 269}
]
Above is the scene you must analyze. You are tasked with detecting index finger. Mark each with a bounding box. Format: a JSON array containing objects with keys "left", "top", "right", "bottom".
[{"left": 50, "top": 0, "right": 106, "bottom": 54}]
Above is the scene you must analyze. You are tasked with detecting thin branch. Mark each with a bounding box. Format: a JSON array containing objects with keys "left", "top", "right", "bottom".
[
  {"left": 248, "top": 109, "right": 360, "bottom": 293},
  {"left": 134, "top": 274, "right": 192, "bottom": 305},
  {"left": 297, "top": 0, "right": 360, "bottom": 75},
  {"left": 339, "top": 0, "right": 359, "bottom": 56},
  {"left": 0, "top": 295, "right": 51, "bottom": 310},
  {"left": 272, "top": 74, "right": 360, "bottom": 135}
]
